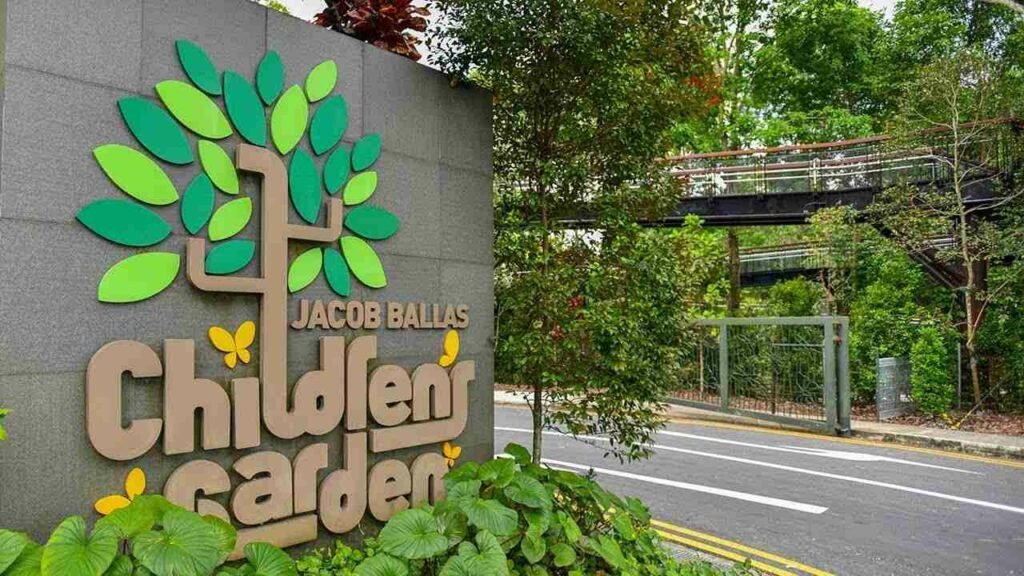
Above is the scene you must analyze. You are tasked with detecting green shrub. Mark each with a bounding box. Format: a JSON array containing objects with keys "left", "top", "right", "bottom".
[
  {"left": 0, "top": 495, "right": 296, "bottom": 576},
  {"left": 911, "top": 326, "right": 954, "bottom": 416}
]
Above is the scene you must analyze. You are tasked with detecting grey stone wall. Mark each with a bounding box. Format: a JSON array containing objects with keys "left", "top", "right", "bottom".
[{"left": 0, "top": 0, "right": 494, "bottom": 542}]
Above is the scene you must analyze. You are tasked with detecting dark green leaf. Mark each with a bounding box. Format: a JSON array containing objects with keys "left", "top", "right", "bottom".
[
  {"left": 344, "top": 206, "right": 399, "bottom": 240},
  {"left": 206, "top": 240, "right": 256, "bottom": 275},
  {"left": 550, "top": 543, "right": 576, "bottom": 568},
  {"left": 323, "top": 247, "right": 351, "bottom": 297},
  {"left": 77, "top": 199, "right": 171, "bottom": 247},
  {"left": 351, "top": 133, "right": 382, "bottom": 171},
  {"left": 503, "top": 443, "right": 531, "bottom": 466},
  {"left": 324, "top": 147, "right": 351, "bottom": 195},
  {"left": 520, "top": 531, "right": 546, "bottom": 564},
  {"left": 310, "top": 95, "right": 348, "bottom": 155},
  {"left": 176, "top": 39, "right": 221, "bottom": 95},
  {"left": 464, "top": 500, "right": 518, "bottom": 537},
  {"left": 224, "top": 71, "right": 266, "bottom": 146},
  {"left": 118, "top": 98, "right": 193, "bottom": 165},
  {"left": 289, "top": 149, "right": 321, "bottom": 224},
  {"left": 504, "top": 475, "right": 550, "bottom": 509},
  {"left": 256, "top": 51, "right": 284, "bottom": 105},
  {"left": 181, "top": 174, "right": 216, "bottom": 234}
]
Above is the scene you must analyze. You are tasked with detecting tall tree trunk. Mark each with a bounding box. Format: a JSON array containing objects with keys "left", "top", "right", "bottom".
[{"left": 727, "top": 229, "right": 741, "bottom": 314}]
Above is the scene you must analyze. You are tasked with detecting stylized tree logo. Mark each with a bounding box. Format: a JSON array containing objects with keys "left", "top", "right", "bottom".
[{"left": 77, "top": 39, "right": 398, "bottom": 307}]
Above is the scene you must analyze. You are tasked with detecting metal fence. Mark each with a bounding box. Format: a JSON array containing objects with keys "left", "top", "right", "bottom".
[
  {"left": 876, "top": 357, "right": 914, "bottom": 420},
  {"left": 671, "top": 317, "right": 851, "bottom": 434}
]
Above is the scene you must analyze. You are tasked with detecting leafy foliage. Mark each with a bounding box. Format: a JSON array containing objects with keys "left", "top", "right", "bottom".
[
  {"left": 911, "top": 326, "right": 956, "bottom": 415},
  {"left": 0, "top": 408, "right": 8, "bottom": 441},
  {"left": 314, "top": 1, "right": 430, "bottom": 61},
  {"left": 0, "top": 496, "right": 294, "bottom": 576}
]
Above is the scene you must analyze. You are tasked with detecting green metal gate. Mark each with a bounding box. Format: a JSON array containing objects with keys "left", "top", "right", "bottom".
[{"left": 670, "top": 317, "right": 851, "bottom": 434}]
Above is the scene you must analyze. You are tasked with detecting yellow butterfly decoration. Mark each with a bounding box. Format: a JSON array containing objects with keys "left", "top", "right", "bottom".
[
  {"left": 209, "top": 321, "right": 256, "bottom": 369},
  {"left": 95, "top": 467, "right": 146, "bottom": 515},
  {"left": 439, "top": 329, "right": 460, "bottom": 368},
  {"left": 443, "top": 441, "right": 462, "bottom": 468}
]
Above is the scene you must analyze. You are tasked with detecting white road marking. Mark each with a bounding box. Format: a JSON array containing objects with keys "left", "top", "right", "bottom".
[
  {"left": 543, "top": 458, "right": 829, "bottom": 515},
  {"left": 497, "top": 426, "right": 1024, "bottom": 515},
  {"left": 654, "top": 429, "right": 982, "bottom": 475}
]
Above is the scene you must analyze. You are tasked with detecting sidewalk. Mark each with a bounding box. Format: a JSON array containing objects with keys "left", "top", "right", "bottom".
[{"left": 493, "top": 390, "right": 1024, "bottom": 460}]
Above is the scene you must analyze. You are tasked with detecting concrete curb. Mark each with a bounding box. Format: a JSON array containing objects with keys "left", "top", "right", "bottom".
[{"left": 848, "top": 427, "right": 1024, "bottom": 461}]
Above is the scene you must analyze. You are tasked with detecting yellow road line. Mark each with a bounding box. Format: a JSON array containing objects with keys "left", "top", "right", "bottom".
[
  {"left": 655, "top": 529, "right": 797, "bottom": 576},
  {"left": 652, "top": 520, "right": 834, "bottom": 576},
  {"left": 666, "top": 416, "right": 1024, "bottom": 469}
]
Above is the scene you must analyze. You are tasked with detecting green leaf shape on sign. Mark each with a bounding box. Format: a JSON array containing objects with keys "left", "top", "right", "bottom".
[
  {"left": 40, "top": 516, "right": 118, "bottom": 576},
  {"left": 208, "top": 197, "right": 253, "bottom": 241},
  {"left": 117, "top": 98, "right": 193, "bottom": 165},
  {"left": 97, "top": 252, "right": 181, "bottom": 304},
  {"left": 181, "top": 174, "right": 216, "bottom": 234},
  {"left": 199, "top": 140, "right": 239, "bottom": 194},
  {"left": 341, "top": 236, "right": 387, "bottom": 289},
  {"left": 343, "top": 172, "right": 378, "bottom": 206},
  {"left": 354, "top": 554, "right": 408, "bottom": 576},
  {"left": 323, "top": 248, "right": 351, "bottom": 297},
  {"left": 176, "top": 39, "right": 222, "bottom": 95},
  {"left": 324, "top": 147, "right": 351, "bottom": 195},
  {"left": 288, "top": 149, "right": 322, "bottom": 224},
  {"left": 304, "top": 60, "right": 337, "bottom": 102},
  {"left": 271, "top": 85, "right": 309, "bottom": 155},
  {"left": 550, "top": 543, "right": 576, "bottom": 568},
  {"left": 352, "top": 133, "right": 382, "bottom": 171},
  {"left": 205, "top": 240, "right": 255, "bottom": 275},
  {"left": 132, "top": 510, "right": 223, "bottom": 576},
  {"left": 520, "top": 531, "right": 546, "bottom": 564},
  {"left": 344, "top": 205, "right": 399, "bottom": 241},
  {"left": 0, "top": 530, "right": 29, "bottom": 573},
  {"left": 309, "top": 95, "right": 348, "bottom": 155},
  {"left": 155, "top": 80, "right": 233, "bottom": 139},
  {"left": 378, "top": 509, "right": 448, "bottom": 560},
  {"left": 464, "top": 499, "right": 518, "bottom": 537},
  {"left": 77, "top": 199, "right": 171, "bottom": 248},
  {"left": 224, "top": 71, "right": 267, "bottom": 146},
  {"left": 6, "top": 542, "right": 42, "bottom": 576},
  {"left": 103, "top": 555, "right": 134, "bottom": 576},
  {"left": 256, "top": 51, "right": 284, "bottom": 106},
  {"left": 504, "top": 475, "right": 550, "bottom": 509},
  {"left": 95, "top": 503, "right": 156, "bottom": 541},
  {"left": 478, "top": 458, "right": 516, "bottom": 488},
  {"left": 94, "top": 145, "right": 179, "bottom": 206},
  {"left": 288, "top": 248, "right": 323, "bottom": 293},
  {"left": 244, "top": 543, "right": 296, "bottom": 576}
]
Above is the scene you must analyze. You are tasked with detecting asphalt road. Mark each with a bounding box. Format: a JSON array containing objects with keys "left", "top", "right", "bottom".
[{"left": 494, "top": 406, "right": 1024, "bottom": 576}]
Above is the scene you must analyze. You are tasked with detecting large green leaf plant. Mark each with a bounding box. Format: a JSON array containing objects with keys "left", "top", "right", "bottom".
[
  {"left": 0, "top": 496, "right": 295, "bottom": 576},
  {"left": 79, "top": 39, "right": 397, "bottom": 304}
]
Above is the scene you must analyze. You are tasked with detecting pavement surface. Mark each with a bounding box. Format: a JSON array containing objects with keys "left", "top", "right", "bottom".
[{"left": 494, "top": 405, "right": 1024, "bottom": 576}]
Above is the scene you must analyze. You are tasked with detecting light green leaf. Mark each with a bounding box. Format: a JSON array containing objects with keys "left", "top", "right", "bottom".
[
  {"left": 208, "top": 197, "right": 253, "bottom": 241},
  {"left": 224, "top": 71, "right": 266, "bottom": 146},
  {"left": 309, "top": 95, "right": 348, "bottom": 155},
  {"left": 446, "top": 480, "right": 481, "bottom": 511},
  {"left": 181, "top": 174, "right": 216, "bottom": 234},
  {"left": 132, "top": 510, "right": 223, "bottom": 576},
  {"left": 203, "top": 516, "right": 236, "bottom": 565},
  {"left": 324, "top": 147, "right": 351, "bottom": 195},
  {"left": 590, "top": 535, "right": 625, "bottom": 569},
  {"left": 556, "top": 512, "right": 582, "bottom": 544},
  {"left": 118, "top": 98, "right": 193, "bottom": 165},
  {"left": 433, "top": 501, "right": 468, "bottom": 549},
  {"left": 478, "top": 458, "right": 516, "bottom": 488},
  {"left": 341, "top": 236, "right": 387, "bottom": 289},
  {"left": 256, "top": 51, "right": 284, "bottom": 106},
  {"left": 243, "top": 543, "right": 295, "bottom": 576},
  {"left": 288, "top": 248, "right": 323, "bottom": 293},
  {"left": 288, "top": 149, "right": 321, "bottom": 224},
  {"left": 305, "top": 60, "right": 337, "bottom": 102},
  {"left": 523, "top": 508, "right": 551, "bottom": 537},
  {"left": 344, "top": 206, "right": 399, "bottom": 240},
  {"left": 206, "top": 240, "right": 256, "bottom": 275},
  {"left": 439, "top": 532, "right": 507, "bottom": 576},
  {"left": 323, "top": 248, "right": 351, "bottom": 297},
  {"left": 103, "top": 556, "right": 133, "bottom": 576},
  {"left": 94, "top": 145, "right": 178, "bottom": 206},
  {"left": 520, "top": 531, "right": 546, "bottom": 564},
  {"left": 175, "top": 39, "right": 221, "bottom": 96},
  {"left": 550, "top": 543, "right": 576, "bottom": 568},
  {"left": 0, "top": 530, "right": 30, "bottom": 573},
  {"left": 155, "top": 80, "right": 232, "bottom": 139},
  {"left": 6, "top": 542, "right": 42, "bottom": 576},
  {"left": 77, "top": 199, "right": 171, "bottom": 248},
  {"left": 354, "top": 555, "right": 408, "bottom": 576},
  {"left": 610, "top": 513, "right": 636, "bottom": 541},
  {"left": 97, "top": 253, "right": 180, "bottom": 304},
  {"left": 40, "top": 516, "right": 118, "bottom": 576},
  {"left": 464, "top": 500, "right": 518, "bottom": 537},
  {"left": 271, "top": 85, "right": 308, "bottom": 155},
  {"left": 351, "top": 133, "right": 382, "bottom": 171},
  {"left": 95, "top": 504, "right": 156, "bottom": 541},
  {"left": 504, "top": 475, "right": 550, "bottom": 509},
  {"left": 343, "top": 172, "right": 378, "bottom": 206},
  {"left": 199, "top": 140, "right": 239, "bottom": 194},
  {"left": 378, "top": 509, "right": 448, "bottom": 560}
]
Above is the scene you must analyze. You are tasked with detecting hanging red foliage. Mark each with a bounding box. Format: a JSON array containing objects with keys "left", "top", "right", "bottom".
[{"left": 314, "top": 1, "right": 430, "bottom": 61}]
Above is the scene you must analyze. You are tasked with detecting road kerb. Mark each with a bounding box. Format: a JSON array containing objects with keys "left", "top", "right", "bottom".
[{"left": 653, "top": 519, "right": 834, "bottom": 576}]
